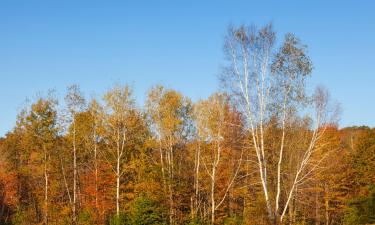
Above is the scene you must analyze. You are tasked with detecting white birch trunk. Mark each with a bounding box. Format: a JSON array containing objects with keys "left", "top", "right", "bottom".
[
  {"left": 44, "top": 145, "right": 48, "bottom": 225},
  {"left": 72, "top": 116, "right": 77, "bottom": 224}
]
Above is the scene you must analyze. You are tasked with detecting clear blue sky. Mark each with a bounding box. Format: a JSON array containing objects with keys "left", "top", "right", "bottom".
[{"left": 1, "top": 1, "right": 374, "bottom": 136}]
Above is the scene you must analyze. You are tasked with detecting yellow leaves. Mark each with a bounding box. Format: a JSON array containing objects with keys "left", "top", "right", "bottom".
[
  {"left": 103, "top": 84, "right": 134, "bottom": 116},
  {"left": 59, "top": 205, "right": 72, "bottom": 218},
  {"left": 194, "top": 92, "right": 230, "bottom": 141},
  {"left": 146, "top": 84, "right": 192, "bottom": 141}
]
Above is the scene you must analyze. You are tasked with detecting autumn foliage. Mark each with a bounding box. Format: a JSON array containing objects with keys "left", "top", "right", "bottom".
[{"left": 0, "top": 24, "right": 374, "bottom": 225}]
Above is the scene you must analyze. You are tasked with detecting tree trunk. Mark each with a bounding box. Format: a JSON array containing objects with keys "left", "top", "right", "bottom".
[
  {"left": 211, "top": 165, "right": 216, "bottom": 225},
  {"left": 287, "top": 190, "right": 296, "bottom": 225},
  {"left": 159, "top": 138, "right": 167, "bottom": 194},
  {"left": 324, "top": 183, "right": 329, "bottom": 225},
  {"left": 73, "top": 118, "right": 77, "bottom": 224},
  {"left": 168, "top": 142, "right": 175, "bottom": 225},
  {"left": 116, "top": 156, "right": 120, "bottom": 217},
  {"left": 44, "top": 145, "right": 48, "bottom": 225},
  {"left": 168, "top": 185, "right": 174, "bottom": 224},
  {"left": 94, "top": 139, "right": 98, "bottom": 213},
  {"left": 315, "top": 185, "right": 319, "bottom": 225},
  {"left": 193, "top": 142, "right": 201, "bottom": 219}
]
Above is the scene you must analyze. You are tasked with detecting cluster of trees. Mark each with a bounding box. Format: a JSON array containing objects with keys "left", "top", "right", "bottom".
[{"left": 0, "top": 24, "right": 374, "bottom": 225}]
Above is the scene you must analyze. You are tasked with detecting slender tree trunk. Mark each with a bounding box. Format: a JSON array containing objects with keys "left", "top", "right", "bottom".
[
  {"left": 60, "top": 156, "right": 72, "bottom": 205},
  {"left": 280, "top": 127, "right": 321, "bottom": 223},
  {"left": 194, "top": 142, "right": 201, "bottom": 219},
  {"left": 116, "top": 150, "right": 120, "bottom": 217},
  {"left": 167, "top": 142, "right": 174, "bottom": 225},
  {"left": 276, "top": 90, "right": 289, "bottom": 220},
  {"left": 258, "top": 154, "right": 273, "bottom": 222},
  {"left": 159, "top": 138, "right": 167, "bottom": 193},
  {"left": 315, "top": 184, "right": 319, "bottom": 225},
  {"left": 324, "top": 183, "right": 329, "bottom": 225},
  {"left": 211, "top": 168, "right": 215, "bottom": 225},
  {"left": 293, "top": 187, "right": 297, "bottom": 224},
  {"left": 211, "top": 138, "right": 221, "bottom": 225},
  {"left": 248, "top": 117, "right": 273, "bottom": 222},
  {"left": 94, "top": 138, "right": 98, "bottom": 212},
  {"left": 43, "top": 145, "right": 48, "bottom": 225},
  {"left": 73, "top": 118, "right": 77, "bottom": 224},
  {"left": 168, "top": 183, "right": 174, "bottom": 225},
  {"left": 190, "top": 197, "right": 194, "bottom": 220},
  {"left": 288, "top": 198, "right": 293, "bottom": 225}
]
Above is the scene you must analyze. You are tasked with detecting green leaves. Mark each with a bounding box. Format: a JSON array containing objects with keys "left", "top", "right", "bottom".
[{"left": 344, "top": 186, "right": 375, "bottom": 225}]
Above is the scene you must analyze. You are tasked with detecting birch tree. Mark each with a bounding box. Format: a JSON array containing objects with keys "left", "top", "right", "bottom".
[
  {"left": 102, "top": 84, "right": 135, "bottom": 218},
  {"left": 194, "top": 93, "right": 244, "bottom": 224},
  {"left": 145, "top": 85, "right": 192, "bottom": 225},
  {"left": 221, "top": 24, "right": 334, "bottom": 224},
  {"left": 65, "top": 85, "right": 85, "bottom": 224},
  {"left": 87, "top": 98, "right": 103, "bottom": 214},
  {"left": 68, "top": 98, "right": 104, "bottom": 221},
  {"left": 24, "top": 96, "right": 58, "bottom": 225}
]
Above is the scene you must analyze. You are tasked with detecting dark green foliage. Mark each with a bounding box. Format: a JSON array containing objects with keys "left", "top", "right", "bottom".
[
  {"left": 107, "top": 196, "right": 166, "bottom": 225},
  {"left": 344, "top": 186, "right": 375, "bottom": 225},
  {"left": 131, "top": 195, "right": 167, "bottom": 225},
  {"left": 77, "top": 209, "right": 96, "bottom": 225},
  {"left": 108, "top": 212, "right": 131, "bottom": 225}
]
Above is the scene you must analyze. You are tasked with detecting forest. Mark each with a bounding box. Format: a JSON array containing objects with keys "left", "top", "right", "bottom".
[{"left": 0, "top": 25, "right": 374, "bottom": 225}]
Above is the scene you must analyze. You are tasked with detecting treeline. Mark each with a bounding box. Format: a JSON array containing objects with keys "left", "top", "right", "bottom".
[{"left": 0, "top": 24, "right": 374, "bottom": 225}]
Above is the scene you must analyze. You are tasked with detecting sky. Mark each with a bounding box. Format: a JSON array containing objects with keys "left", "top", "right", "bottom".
[{"left": 1, "top": 0, "right": 374, "bottom": 136}]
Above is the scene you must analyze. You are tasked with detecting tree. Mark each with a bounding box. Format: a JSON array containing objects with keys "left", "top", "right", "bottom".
[
  {"left": 344, "top": 186, "right": 375, "bottom": 225},
  {"left": 1, "top": 22, "right": 369, "bottom": 224},
  {"left": 65, "top": 84, "right": 86, "bottom": 224},
  {"left": 102, "top": 84, "right": 148, "bottom": 219},
  {"left": 221, "top": 23, "right": 336, "bottom": 224},
  {"left": 194, "top": 93, "right": 244, "bottom": 224},
  {"left": 23, "top": 96, "right": 58, "bottom": 225},
  {"left": 344, "top": 128, "right": 375, "bottom": 224},
  {"left": 68, "top": 100, "right": 104, "bottom": 223},
  {"left": 145, "top": 85, "right": 192, "bottom": 225},
  {"left": 131, "top": 195, "right": 167, "bottom": 225},
  {"left": 0, "top": 136, "right": 19, "bottom": 225},
  {"left": 88, "top": 98, "right": 103, "bottom": 215}
]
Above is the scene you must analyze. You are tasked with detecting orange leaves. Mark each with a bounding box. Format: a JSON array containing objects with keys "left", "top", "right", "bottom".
[{"left": 0, "top": 171, "right": 18, "bottom": 208}]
